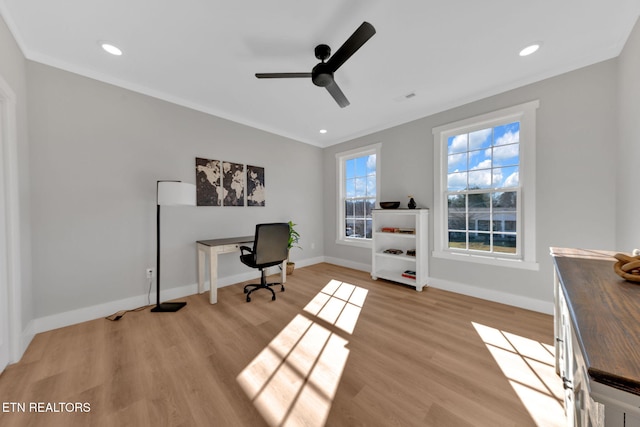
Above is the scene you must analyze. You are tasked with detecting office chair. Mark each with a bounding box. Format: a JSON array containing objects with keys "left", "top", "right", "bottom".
[{"left": 239, "top": 222, "right": 290, "bottom": 302}]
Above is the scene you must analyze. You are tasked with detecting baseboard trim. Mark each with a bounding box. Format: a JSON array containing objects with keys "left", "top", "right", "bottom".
[
  {"left": 323, "top": 256, "right": 370, "bottom": 273},
  {"left": 28, "top": 257, "right": 551, "bottom": 335},
  {"left": 427, "top": 276, "right": 553, "bottom": 315},
  {"left": 19, "top": 320, "right": 35, "bottom": 361},
  {"left": 322, "top": 258, "right": 552, "bottom": 314},
  {"left": 287, "top": 256, "right": 326, "bottom": 270},
  {"left": 32, "top": 292, "right": 164, "bottom": 334},
  {"left": 30, "top": 258, "right": 327, "bottom": 334}
]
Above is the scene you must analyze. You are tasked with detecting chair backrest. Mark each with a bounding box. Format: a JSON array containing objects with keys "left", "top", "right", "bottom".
[{"left": 253, "top": 222, "right": 290, "bottom": 266}]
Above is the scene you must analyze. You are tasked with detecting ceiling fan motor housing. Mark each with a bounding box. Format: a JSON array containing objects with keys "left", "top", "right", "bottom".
[{"left": 312, "top": 62, "right": 334, "bottom": 87}]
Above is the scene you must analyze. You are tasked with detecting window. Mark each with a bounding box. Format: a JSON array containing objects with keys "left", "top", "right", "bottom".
[
  {"left": 432, "top": 101, "right": 539, "bottom": 270},
  {"left": 336, "top": 144, "right": 381, "bottom": 247}
]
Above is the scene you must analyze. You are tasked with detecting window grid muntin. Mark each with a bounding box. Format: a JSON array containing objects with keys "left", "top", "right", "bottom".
[
  {"left": 447, "top": 121, "right": 521, "bottom": 193},
  {"left": 446, "top": 177, "right": 521, "bottom": 255}
]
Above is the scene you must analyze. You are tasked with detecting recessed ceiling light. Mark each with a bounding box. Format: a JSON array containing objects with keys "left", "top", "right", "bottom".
[
  {"left": 319, "top": 129, "right": 328, "bottom": 134},
  {"left": 100, "top": 42, "right": 123, "bottom": 56},
  {"left": 519, "top": 43, "right": 541, "bottom": 57}
]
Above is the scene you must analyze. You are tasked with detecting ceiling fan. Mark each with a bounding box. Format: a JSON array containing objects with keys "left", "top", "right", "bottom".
[{"left": 255, "top": 21, "right": 376, "bottom": 108}]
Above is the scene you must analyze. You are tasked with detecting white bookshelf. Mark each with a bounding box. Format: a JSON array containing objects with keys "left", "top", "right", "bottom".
[{"left": 371, "top": 209, "right": 429, "bottom": 291}]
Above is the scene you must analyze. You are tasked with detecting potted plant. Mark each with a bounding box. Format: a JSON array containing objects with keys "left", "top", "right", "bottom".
[{"left": 287, "top": 221, "right": 301, "bottom": 275}]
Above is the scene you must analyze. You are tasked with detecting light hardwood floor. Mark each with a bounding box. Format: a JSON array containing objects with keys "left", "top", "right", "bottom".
[{"left": 0, "top": 263, "right": 565, "bottom": 426}]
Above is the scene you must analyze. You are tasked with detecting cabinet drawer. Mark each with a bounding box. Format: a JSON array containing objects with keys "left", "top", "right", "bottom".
[{"left": 214, "top": 244, "right": 243, "bottom": 253}]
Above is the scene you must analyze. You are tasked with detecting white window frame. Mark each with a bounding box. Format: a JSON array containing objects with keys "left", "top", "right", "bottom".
[
  {"left": 336, "top": 143, "right": 381, "bottom": 248},
  {"left": 432, "top": 101, "right": 539, "bottom": 270}
]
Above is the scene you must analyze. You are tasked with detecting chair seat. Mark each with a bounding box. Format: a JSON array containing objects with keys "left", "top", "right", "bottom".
[{"left": 240, "top": 254, "right": 284, "bottom": 270}]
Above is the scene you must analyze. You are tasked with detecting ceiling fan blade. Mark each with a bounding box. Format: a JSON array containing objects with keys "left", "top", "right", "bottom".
[
  {"left": 255, "top": 72, "right": 312, "bottom": 78},
  {"left": 326, "top": 81, "right": 350, "bottom": 108},
  {"left": 326, "top": 21, "right": 376, "bottom": 72}
]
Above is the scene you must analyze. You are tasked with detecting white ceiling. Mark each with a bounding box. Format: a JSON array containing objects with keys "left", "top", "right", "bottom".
[{"left": 1, "top": 1, "right": 638, "bottom": 147}]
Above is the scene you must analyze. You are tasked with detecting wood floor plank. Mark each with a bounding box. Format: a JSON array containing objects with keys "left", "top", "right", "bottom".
[{"left": 0, "top": 263, "right": 564, "bottom": 426}]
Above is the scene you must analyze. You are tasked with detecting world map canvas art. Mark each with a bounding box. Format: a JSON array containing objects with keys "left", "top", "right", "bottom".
[
  {"left": 195, "top": 158, "right": 265, "bottom": 207},
  {"left": 195, "top": 157, "right": 221, "bottom": 206},
  {"left": 247, "top": 165, "right": 265, "bottom": 206},
  {"left": 222, "top": 161, "right": 244, "bottom": 206}
]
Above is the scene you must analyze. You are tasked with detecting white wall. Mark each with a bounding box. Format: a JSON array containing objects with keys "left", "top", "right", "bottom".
[
  {"left": 0, "top": 14, "right": 34, "bottom": 354},
  {"left": 324, "top": 58, "right": 620, "bottom": 313},
  {"left": 617, "top": 18, "right": 640, "bottom": 251},
  {"left": 26, "top": 61, "right": 324, "bottom": 320}
]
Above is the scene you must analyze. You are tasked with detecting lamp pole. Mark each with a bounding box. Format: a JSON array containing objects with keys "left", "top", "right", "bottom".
[{"left": 151, "top": 180, "right": 188, "bottom": 312}]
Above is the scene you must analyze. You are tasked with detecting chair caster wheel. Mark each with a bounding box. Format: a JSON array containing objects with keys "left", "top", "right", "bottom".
[
  {"left": 246, "top": 296, "right": 251, "bottom": 302},
  {"left": 281, "top": 286, "right": 285, "bottom": 292},
  {"left": 271, "top": 296, "right": 276, "bottom": 301},
  {"left": 244, "top": 289, "right": 248, "bottom": 294}
]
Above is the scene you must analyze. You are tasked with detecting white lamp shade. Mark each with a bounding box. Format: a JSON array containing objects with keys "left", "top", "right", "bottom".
[{"left": 157, "top": 181, "right": 196, "bottom": 206}]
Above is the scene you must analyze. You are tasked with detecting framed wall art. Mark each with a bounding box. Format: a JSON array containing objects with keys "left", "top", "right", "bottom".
[
  {"left": 195, "top": 157, "right": 221, "bottom": 206},
  {"left": 222, "top": 161, "right": 244, "bottom": 206},
  {"left": 246, "top": 165, "right": 265, "bottom": 206}
]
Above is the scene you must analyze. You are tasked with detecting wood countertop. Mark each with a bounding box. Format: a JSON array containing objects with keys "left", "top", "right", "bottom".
[{"left": 551, "top": 247, "right": 640, "bottom": 395}]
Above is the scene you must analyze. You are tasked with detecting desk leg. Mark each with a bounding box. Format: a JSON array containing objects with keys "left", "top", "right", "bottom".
[
  {"left": 280, "top": 260, "right": 287, "bottom": 284},
  {"left": 209, "top": 250, "right": 218, "bottom": 304},
  {"left": 197, "top": 245, "right": 206, "bottom": 294}
]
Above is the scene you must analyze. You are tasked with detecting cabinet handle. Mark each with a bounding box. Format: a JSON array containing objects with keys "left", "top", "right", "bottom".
[{"left": 562, "top": 377, "right": 573, "bottom": 391}]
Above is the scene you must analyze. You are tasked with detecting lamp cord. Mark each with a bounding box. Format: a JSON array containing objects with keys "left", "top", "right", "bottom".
[
  {"left": 147, "top": 275, "right": 153, "bottom": 305},
  {"left": 104, "top": 277, "right": 154, "bottom": 321}
]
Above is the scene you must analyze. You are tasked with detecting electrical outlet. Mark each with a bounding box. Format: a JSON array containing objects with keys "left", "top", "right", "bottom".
[{"left": 146, "top": 268, "right": 154, "bottom": 279}]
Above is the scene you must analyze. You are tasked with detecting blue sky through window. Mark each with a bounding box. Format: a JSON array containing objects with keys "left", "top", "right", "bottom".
[
  {"left": 346, "top": 155, "right": 376, "bottom": 198},
  {"left": 447, "top": 122, "right": 520, "bottom": 191}
]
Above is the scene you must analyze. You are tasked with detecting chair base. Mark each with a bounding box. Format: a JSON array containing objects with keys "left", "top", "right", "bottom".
[{"left": 244, "top": 270, "right": 285, "bottom": 302}]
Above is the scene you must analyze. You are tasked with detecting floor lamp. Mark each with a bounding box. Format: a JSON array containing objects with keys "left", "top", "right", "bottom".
[{"left": 152, "top": 180, "right": 196, "bottom": 312}]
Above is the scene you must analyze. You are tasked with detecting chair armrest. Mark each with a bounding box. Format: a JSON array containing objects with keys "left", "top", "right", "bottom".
[{"left": 239, "top": 246, "right": 253, "bottom": 255}]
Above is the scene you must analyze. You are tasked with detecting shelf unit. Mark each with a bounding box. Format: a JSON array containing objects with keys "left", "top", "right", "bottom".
[{"left": 371, "top": 209, "right": 429, "bottom": 291}]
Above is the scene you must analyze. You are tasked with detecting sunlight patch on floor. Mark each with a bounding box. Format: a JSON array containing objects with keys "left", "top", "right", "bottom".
[
  {"left": 237, "top": 280, "right": 368, "bottom": 427},
  {"left": 472, "top": 322, "right": 566, "bottom": 426}
]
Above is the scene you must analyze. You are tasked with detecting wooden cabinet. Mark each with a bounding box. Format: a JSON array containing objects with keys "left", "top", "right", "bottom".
[
  {"left": 556, "top": 281, "right": 605, "bottom": 426},
  {"left": 371, "top": 209, "right": 428, "bottom": 291},
  {"left": 552, "top": 248, "right": 640, "bottom": 426}
]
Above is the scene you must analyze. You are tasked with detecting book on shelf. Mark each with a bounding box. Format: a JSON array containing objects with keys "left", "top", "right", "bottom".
[
  {"left": 381, "top": 227, "right": 398, "bottom": 233},
  {"left": 402, "top": 270, "right": 416, "bottom": 279},
  {"left": 383, "top": 248, "right": 403, "bottom": 255},
  {"left": 379, "top": 227, "right": 415, "bottom": 234},
  {"left": 397, "top": 228, "right": 416, "bottom": 234}
]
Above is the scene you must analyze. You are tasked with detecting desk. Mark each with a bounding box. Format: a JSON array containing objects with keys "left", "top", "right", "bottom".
[{"left": 197, "top": 236, "right": 287, "bottom": 304}]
